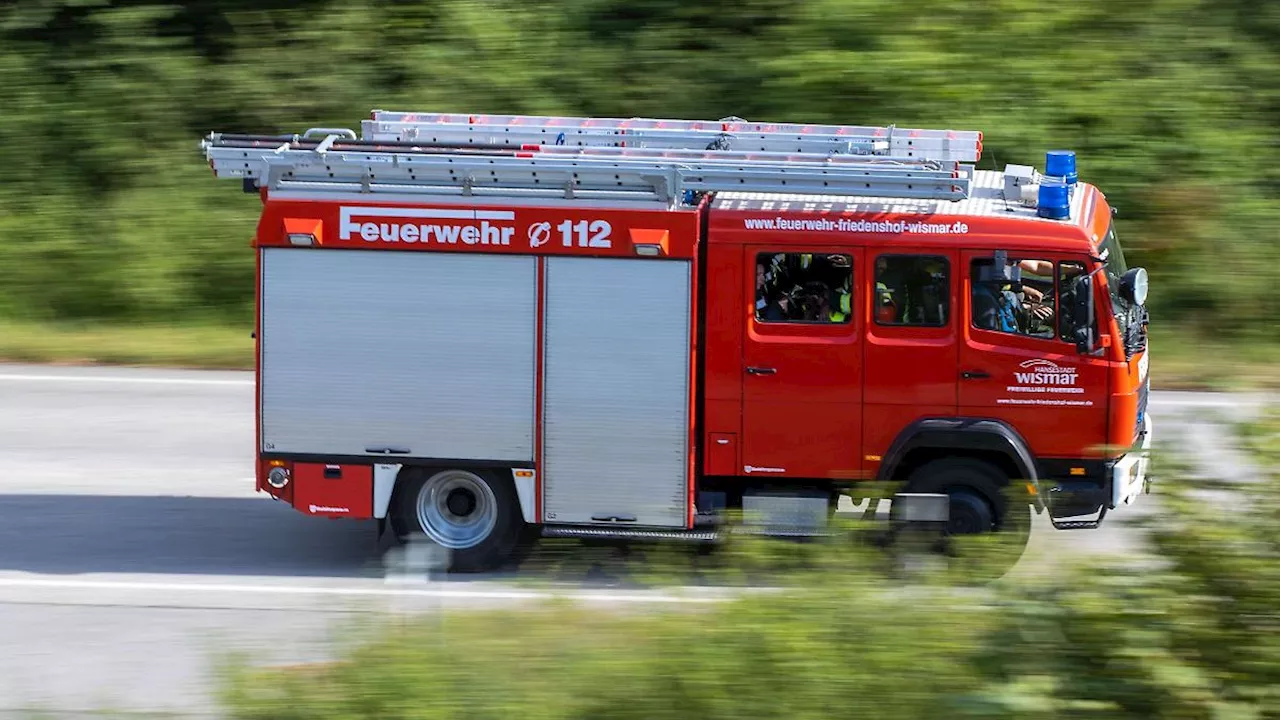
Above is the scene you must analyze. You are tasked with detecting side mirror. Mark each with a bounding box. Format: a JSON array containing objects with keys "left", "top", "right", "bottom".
[
  {"left": 1071, "top": 274, "right": 1094, "bottom": 354},
  {"left": 1120, "top": 267, "right": 1149, "bottom": 306}
]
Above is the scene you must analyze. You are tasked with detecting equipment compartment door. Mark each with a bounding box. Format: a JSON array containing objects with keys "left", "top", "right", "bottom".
[
  {"left": 541, "top": 257, "right": 693, "bottom": 528},
  {"left": 741, "top": 247, "right": 863, "bottom": 480},
  {"left": 259, "top": 247, "right": 536, "bottom": 461}
]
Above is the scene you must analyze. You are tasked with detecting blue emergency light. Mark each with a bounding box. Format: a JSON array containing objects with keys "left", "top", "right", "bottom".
[
  {"left": 1045, "top": 150, "right": 1078, "bottom": 186},
  {"left": 1037, "top": 178, "right": 1071, "bottom": 220}
]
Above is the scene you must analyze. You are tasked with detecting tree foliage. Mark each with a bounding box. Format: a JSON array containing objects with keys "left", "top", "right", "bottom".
[{"left": 2, "top": 0, "right": 1278, "bottom": 338}]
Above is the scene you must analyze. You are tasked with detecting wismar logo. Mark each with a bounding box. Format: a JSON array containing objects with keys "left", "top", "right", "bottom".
[{"left": 1014, "top": 358, "right": 1078, "bottom": 386}]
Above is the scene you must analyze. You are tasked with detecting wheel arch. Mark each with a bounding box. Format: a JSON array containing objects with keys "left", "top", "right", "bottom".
[
  {"left": 877, "top": 417, "right": 1043, "bottom": 511},
  {"left": 383, "top": 464, "right": 530, "bottom": 572},
  {"left": 375, "top": 462, "right": 535, "bottom": 523}
]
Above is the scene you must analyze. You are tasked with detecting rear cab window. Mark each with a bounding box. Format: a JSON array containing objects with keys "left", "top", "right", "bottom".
[
  {"left": 873, "top": 255, "right": 951, "bottom": 327},
  {"left": 754, "top": 252, "right": 853, "bottom": 325}
]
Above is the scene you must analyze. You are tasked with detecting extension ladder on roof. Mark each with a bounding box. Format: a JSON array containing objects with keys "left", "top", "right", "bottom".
[
  {"left": 363, "top": 110, "right": 984, "bottom": 163},
  {"left": 200, "top": 115, "right": 980, "bottom": 206}
]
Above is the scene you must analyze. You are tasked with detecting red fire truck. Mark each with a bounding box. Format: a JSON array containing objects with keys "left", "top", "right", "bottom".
[{"left": 201, "top": 110, "right": 1152, "bottom": 571}]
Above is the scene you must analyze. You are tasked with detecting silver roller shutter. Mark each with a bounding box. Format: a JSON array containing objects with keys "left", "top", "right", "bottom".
[
  {"left": 541, "top": 256, "right": 692, "bottom": 528},
  {"left": 259, "top": 248, "right": 536, "bottom": 461}
]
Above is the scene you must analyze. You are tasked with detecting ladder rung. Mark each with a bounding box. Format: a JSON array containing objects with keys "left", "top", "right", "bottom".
[
  {"left": 363, "top": 110, "right": 983, "bottom": 163},
  {"left": 204, "top": 133, "right": 533, "bottom": 157},
  {"left": 520, "top": 144, "right": 962, "bottom": 170}
]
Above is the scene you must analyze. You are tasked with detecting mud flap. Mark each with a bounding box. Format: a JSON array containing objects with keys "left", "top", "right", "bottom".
[
  {"left": 375, "top": 516, "right": 400, "bottom": 553},
  {"left": 877, "top": 492, "right": 951, "bottom": 554}
]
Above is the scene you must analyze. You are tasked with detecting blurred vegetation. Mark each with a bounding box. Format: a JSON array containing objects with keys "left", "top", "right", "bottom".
[
  {"left": 2, "top": 0, "right": 1279, "bottom": 377},
  {"left": 0, "top": 319, "right": 249, "bottom": 368},
  {"left": 219, "top": 409, "right": 1280, "bottom": 718}
]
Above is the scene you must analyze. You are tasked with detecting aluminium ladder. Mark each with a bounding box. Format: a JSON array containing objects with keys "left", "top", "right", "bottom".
[
  {"left": 363, "top": 110, "right": 984, "bottom": 164},
  {"left": 201, "top": 117, "right": 978, "bottom": 206}
]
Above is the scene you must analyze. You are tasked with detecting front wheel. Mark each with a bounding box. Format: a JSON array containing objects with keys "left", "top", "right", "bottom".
[
  {"left": 391, "top": 468, "right": 523, "bottom": 573},
  {"left": 897, "top": 458, "right": 1033, "bottom": 580}
]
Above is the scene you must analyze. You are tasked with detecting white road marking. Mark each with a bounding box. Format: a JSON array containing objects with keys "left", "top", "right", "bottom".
[
  {"left": 0, "top": 373, "right": 251, "bottom": 387},
  {"left": 0, "top": 577, "right": 724, "bottom": 604}
]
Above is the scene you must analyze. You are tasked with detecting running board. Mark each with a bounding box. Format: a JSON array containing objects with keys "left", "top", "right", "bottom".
[
  {"left": 542, "top": 526, "right": 720, "bottom": 542},
  {"left": 1050, "top": 504, "right": 1107, "bottom": 530},
  {"left": 540, "top": 525, "right": 834, "bottom": 542},
  {"left": 541, "top": 492, "right": 952, "bottom": 543},
  {"left": 1051, "top": 519, "right": 1102, "bottom": 530}
]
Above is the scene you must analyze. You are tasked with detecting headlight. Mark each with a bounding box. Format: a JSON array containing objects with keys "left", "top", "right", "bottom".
[
  {"left": 267, "top": 466, "right": 290, "bottom": 489},
  {"left": 1121, "top": 267, "right": 1149, "bottom": 306}
]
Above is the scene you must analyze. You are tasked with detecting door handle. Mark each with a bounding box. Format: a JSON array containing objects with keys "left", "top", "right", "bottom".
[
  {"left": 746, "top": 366, "right": 777, "bottom": 376},
  {"left": 961, "top": 370, "right": 990, "bottom": 380}
]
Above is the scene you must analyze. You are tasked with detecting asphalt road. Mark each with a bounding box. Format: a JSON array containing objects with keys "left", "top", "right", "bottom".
[{"left": 0, "top": 363, "right": 1269, "bottom": 716}]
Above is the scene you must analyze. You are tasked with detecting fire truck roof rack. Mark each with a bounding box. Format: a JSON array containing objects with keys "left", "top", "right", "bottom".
[
  {"left": 363, "top": 110, "right": 984, "bottom": 164},
  {"left": 201, "top": 127, "right": 975, "bottom": 206}
]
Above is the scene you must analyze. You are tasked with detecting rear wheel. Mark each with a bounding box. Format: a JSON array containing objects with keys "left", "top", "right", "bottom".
[{"left": 391, "top": 468, "right": 523, "bottom": 573}]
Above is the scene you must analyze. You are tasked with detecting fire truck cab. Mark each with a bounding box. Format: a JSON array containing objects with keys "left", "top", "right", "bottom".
[{"left": 202, "top": 111, "right": 1152, "bottom": 572}]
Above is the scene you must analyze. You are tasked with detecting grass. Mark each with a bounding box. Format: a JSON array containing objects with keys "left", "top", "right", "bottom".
[
  {"left": 0, "top": 319, "right": 1275, "bottom": 392},
  {"left": 1146, "top": 326, "right": 1280, "bottom": 391},
  {"left": 0, "top": 319, "right": 253, "bottom": 370}
]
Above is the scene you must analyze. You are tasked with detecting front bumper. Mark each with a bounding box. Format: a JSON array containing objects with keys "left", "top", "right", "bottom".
[
  {"left": 1111, "top": 413, "right": 1153, "bottom": 508},
  {"left": 1039, "top": 413, "right": 1153, "bottom": 527}
]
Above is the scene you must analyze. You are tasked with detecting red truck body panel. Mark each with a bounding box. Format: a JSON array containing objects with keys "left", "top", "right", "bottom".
[
  {"left": 248, "top": 179, "right": 1142, "bottom": 524},
  {"left": 698, "top": 182, "right": 1129, "bottom": 485}
]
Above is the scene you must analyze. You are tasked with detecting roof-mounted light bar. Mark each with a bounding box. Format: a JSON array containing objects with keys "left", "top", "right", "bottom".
[{"left": 1001, "top": 150, "right": 1081, "bottom": 221}]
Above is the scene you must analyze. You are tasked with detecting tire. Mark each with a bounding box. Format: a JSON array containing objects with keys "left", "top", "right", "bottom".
[
  {"left": 902, "top": 457, "right": 1032, "bottom": 537},
  {"left": 896, "top": 457, "right": 1033, "bottom": 581},
  {"left": 390, "top": 468, "right": 524, "bottom": 573},
  {"left": 945, "top": 487, "right": 995, "bottom": 535}
]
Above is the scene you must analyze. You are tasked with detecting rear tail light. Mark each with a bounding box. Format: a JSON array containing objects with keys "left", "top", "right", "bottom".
[
  {"left": 267, "top": 465, "right": 291, "bottom": 488},
  {"left": 262, "top": 459, "right": 294, "bottom": 499}
]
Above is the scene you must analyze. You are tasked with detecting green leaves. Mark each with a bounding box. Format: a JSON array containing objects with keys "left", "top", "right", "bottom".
[
  {"left": 0, "top": 0, "right": 1277, "bottom": 337},
  {"left": 216, "top": 412, "right": 1280, "bottom": 719}
]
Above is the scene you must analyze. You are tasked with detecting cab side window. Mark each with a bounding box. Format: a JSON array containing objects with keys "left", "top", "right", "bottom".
[
  {"left": 970, "top": 257, "right": 1057, "bottom": 339},
  {"left": 873, "top": 255, "right": 950, "bottom": 326},
  {"left": 755, "top": 252, "right": 853, "bottom": 324}
]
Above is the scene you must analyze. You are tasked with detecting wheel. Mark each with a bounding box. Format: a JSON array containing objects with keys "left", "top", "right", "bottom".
[
  {"left": 390, "top": 468, "right": 524, "bottom": 573},
  {"left": 902, "top": 457, "right": 1029, "bottom": 533},
  {"left": 898, "top": 457, "right": 1033, "bottom": 579},
  {"left": 945, "top": 486, "right": 995, "bottom": 535}
]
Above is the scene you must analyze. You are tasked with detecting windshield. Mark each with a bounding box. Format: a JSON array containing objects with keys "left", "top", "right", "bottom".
[
  {"left": 1098, "top": 223, "right": 1145, "bottom": 354},
  {"left": 1099, "top": 224, "right": 1128, "bottom": 314}
]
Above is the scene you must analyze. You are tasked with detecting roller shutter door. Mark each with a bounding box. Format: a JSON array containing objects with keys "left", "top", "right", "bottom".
[
  {"left": 259, "top": 248, "right": 536, "bottom": 461},
  {"left": 541, "top": 257, "right": 692, "bottom": 527}
]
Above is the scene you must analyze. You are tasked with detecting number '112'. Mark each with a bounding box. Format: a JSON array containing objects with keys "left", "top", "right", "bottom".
[{"left": 557, "top": 220, "right": 613, "bottom": 248}]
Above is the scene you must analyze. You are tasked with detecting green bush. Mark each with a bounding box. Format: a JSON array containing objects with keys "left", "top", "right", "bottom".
[{"left": 219, "top": 410, "right": 1280, "bottom": 719}]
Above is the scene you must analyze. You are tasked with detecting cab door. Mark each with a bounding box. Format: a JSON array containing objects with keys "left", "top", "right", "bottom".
[
  {"left": 861, "top": 251, "right": 960, "bottom": 472},
  {"left": 958, "top": 249, "right": 1109, "bottom": 459},
  {"left": 740, "top": 247, "right": 863, "bottom": 480}
]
